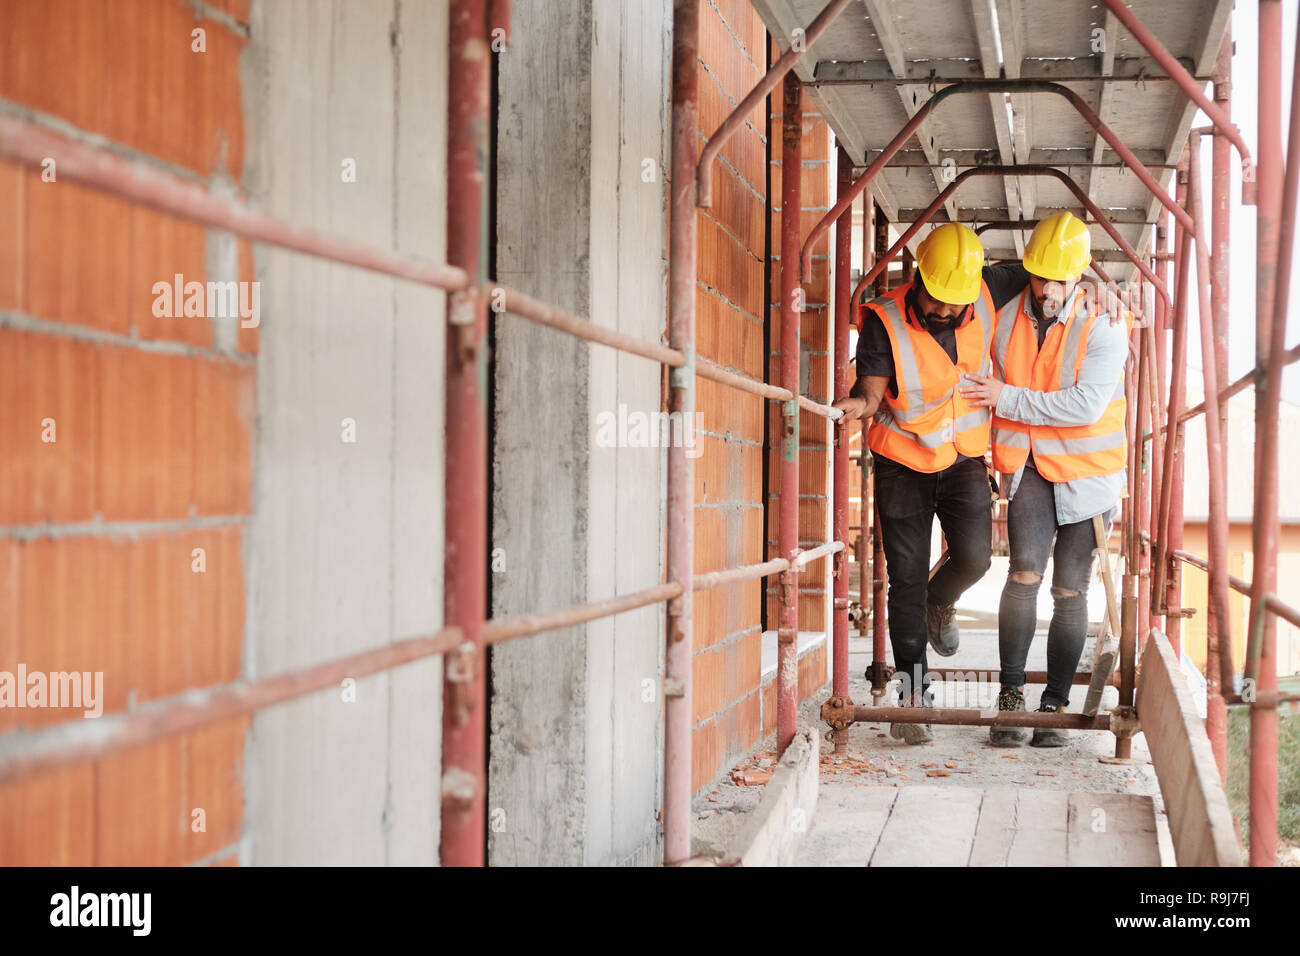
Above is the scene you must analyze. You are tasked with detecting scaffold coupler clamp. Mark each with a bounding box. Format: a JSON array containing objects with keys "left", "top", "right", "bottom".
[
  {"left": 1108, "top": 705, "right": 1140, "bottom": 738},
  {"left": 821, "top": 695, "right": 855, "bottom": 732}
]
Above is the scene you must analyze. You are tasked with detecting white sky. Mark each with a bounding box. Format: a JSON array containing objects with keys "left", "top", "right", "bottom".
[{"left": 1184, "top": 2, "right": 1300, "bottom": 405}]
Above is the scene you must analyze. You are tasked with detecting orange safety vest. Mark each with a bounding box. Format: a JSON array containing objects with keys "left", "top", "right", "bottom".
[
  {"left": 864, "top": 281, "right": 996, "bottom": 474},
  {"left": 989, "top": 287, "right": 1129, "bottom": 482}
]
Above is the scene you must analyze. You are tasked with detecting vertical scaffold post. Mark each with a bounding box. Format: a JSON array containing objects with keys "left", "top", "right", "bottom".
[
  {"left": 831, "top": 147, "right": 852, "bottom": 753},
  {"left": 1154, "top": 150, "right": 1191, "bottom": 655},
  {"left": 1188, "top": 136, "right": 1234, "bottom": 785},
  {"left": 777, "top": 73, "right": 804, "bottom": 755},
  {"left": 1148, "top": 213, "right": 1169, "bottom": 637},
  {"left": 441, "top": 0, "right": 491, "bottom": 867},
  {"left": 870, "top": 208, "right": 889, "bottom": 704},
  {"left": 1246, "top": 0, "right": 1290, "bottom": 868},
  {"left": 664, "top": 0, "right": 699, "bottom": 866},
  {"left": 1207, "top": 26, "right": 1233, "bottom": 779}
]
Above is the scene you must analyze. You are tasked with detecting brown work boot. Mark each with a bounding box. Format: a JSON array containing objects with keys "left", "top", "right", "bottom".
[
  {"left": 926, "top": 601, "right": 960, "bottom": 657},
  {"left": 889, "top": 690, "right": 934, "bottom": 745}
]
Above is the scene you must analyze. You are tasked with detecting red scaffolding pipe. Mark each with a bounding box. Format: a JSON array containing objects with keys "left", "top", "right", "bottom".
[
  {"left": 1099, "top": 0, "right": 1254, "bottom": 197},
  {"left": 832, "top": 147, "right": 852, "bottom": 753},
  {"left": 440, "top": 0, "right": 491, "bottom": 868},
  {"left": 664, "top": 0, "right": 699, "bottom": 866},
  {"left": 1207, "top": 31, "right": 1232, "bottom": 779},
  {"left": 777, "top": 73, "right": 803, "bottom": 756},
  {"left": 0, "top": 116, "right": 692, "bottom": 370},
  {"left": 1154, "top": 155, "right": 1191, "bottom": 654},
  {"left": 0, "top": 115, "right": 472, "bottom": 293},
  {"left": 1187, "top": 137, "right": 1235, "bottom": 716},
  {"left": 1245, "top": 0, "right": 1292, "bottom": 867},
  {"left": 801, "top": 78, "right": 1197, "bottom": 280},
  {"left": 849, "top": 166, "right": 1171, "bottom": 316},
  {"left": 0, "top": 627, "right": 462, "bottom": 787}
]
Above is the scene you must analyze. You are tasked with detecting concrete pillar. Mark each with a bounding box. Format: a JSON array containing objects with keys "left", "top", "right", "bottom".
[
  {"left": 243, "top": 0, "right": 447, "bottom": 865},
  {"left": 491, "top": 0, "right": 669, "bottom": 866}
]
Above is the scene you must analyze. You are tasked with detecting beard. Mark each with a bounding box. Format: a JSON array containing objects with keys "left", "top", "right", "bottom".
[
  {"left": 1033, "top": 295, "right": 1061, "bottom": 318},
  {"left": 922, "top": 308, "right": 961, "bottom": 328}
]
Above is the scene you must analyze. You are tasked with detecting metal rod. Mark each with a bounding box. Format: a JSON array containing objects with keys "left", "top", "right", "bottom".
[
  {"left": 871, "top": 500, "right": 888, "bottom": 700},
  {"left": 502, "top": 287, "right": 686, "bottom": 366},
  {"left": 1171, "top": 550, "right": 1300, "bottom": 629},
  {"left": 924, "top": 668, "right": 1118, "bottom": 687},
  {"left": 974, "top": 217, "right": 1166, "bottom": 235},
  {"left": 696, "top": 358, "right": 841, "bottom": 419},
  {"left": 0, "top": 626, "right": 463, "bottom": 788},
  {"left": 1148, "top": 219, "right": 1169, "bottom": 636},
  {"left": 693, "top": 559, "right": 789, "bottom": 591},
  {"left": 440, "top": 0, "right": 491, "bottom": 868},
  {"left": 853, "top": 706, "right": 1112, "bottom": 729},
  {"left": 832, "top": 147, "right": 852, "bottom": 753},
  {"left": 793, "top": 540, "right": 845, "bottom": 568},
  {"left": 484, "top": 584, "right": 684, "bottom": 645},
  {"left": 1172, "top": 346, "right": 1300, "bottom": 426},
  {"left": 869, "top": 210, "right": 889, "bottom": 703},
  {"left": 777, "top": 72, "right": 803, "bottom": 755},
  {"left": 1188, "top": 136, "right": 1235, "bottom": 717},
  {"left": 664, "top": 0, "right": 699, "bottom": 867},
  {"left": 800, "top": 78, "right": 1197, "bottom": 278},
  {"left": 815, "top": 66, "right": 1210, "bottom": 88},
  {"left": 1246, "top": 0, "right": 1291, "bottom": 867},
  {"left": 0, "top": 117, "right": 698, "bottom": 372},
  {"left": 0, "top": 114, "right": 471, "bottom": 293},
  {"left": 1136, "top": 317, "right": 1154, "bottom": 637},
  {"left": 848, "top": 166, "right": 1171, "bottom": 315},
  {"left": 1152, "top": 152, "right": 1191, "bottom": 626},
  {"left": 1099, "top": 0, "right": 1254, "bottom": 193},
  {"left": 695, "top": 0, "right": 854, "bottom": 207}
]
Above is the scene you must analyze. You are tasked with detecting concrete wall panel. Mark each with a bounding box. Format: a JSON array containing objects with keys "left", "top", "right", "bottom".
[{"left": 244, "top": 0, "right": 445, "bottom": 866}]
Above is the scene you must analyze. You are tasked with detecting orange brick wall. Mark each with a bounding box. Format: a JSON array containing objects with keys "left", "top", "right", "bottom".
[
  {"left": 689, "top": 2, "right": 829, "bottom": 794},
  {"left": 764, "top": 81, "right": 831, "bottom": 674},
  {"left": 0, "top": 0, "right": 252, "bottom": 865}
]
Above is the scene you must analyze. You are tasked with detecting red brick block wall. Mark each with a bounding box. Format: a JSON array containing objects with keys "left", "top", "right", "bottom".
[
  {"left": 762, "top": 79, "right": 831, "bottom": 696},
  {"left": 689, "top": 0, "right": 769, "bottom": 795},
  {"left": 0, "top": 0, "right": 252, "bottom": 865},
  {"left": 689, "top": 2, "right": 829, "bottom": 794}
]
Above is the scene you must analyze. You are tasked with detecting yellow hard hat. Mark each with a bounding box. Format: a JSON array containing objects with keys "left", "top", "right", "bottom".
[
  {"left": 915, "top": 223, "right": 984, "bottom": 305},
  {"left": 1023, "top": 211, "right": 1091, "bottom": 281}
]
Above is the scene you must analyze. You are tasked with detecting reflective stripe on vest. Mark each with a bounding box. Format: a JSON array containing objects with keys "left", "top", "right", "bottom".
[
  {"left": 865, "top": 282, "right": 996, "bottom": 473},
  {"left": 990, "top": 287, "right": 1129, "bottom": 482},
  {"left": 873, "top": 405, "right": 992, "bottom": 450}
]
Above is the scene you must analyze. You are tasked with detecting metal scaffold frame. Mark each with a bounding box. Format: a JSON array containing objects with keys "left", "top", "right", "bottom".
[{"left": 0, "top": 0, "right": 1294, "bottom": 867}]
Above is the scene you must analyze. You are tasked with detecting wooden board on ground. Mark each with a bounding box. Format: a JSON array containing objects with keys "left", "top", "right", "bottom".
[
  {"left": 793, "top": 788, "right": 898, "bottom": 867},
  {"left": 1066, "top": 792, "right": 1162, "bottom": 866},
  {"left": 869, "top": 787, "right": 982, "bottom": 866},
  {"left": 809, "top": 785, "right": 1162, "bottom": 866},
  {"left": 969, "top": 788, "right": 1070, "bottom": 866},
  {"left": 1136, "top": 628, "right": 1243, "bottom": 866}
]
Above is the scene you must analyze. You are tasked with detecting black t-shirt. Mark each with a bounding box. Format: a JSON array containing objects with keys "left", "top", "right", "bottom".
[{"left": 856, "top": 263, "right": 1031, "bottom": 466}]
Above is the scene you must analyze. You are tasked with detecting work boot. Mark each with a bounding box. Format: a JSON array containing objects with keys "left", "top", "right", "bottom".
[
  {"left": 988, "top": 686, "right": 1030, "bottom": 748},
  {"left": 1031, "top": 699, "right": 1069, "bottom": 748},
  {"left": 926, "top": 601, "right": 959, "bottom": 657},
  {"left": 889, "top": 691, "right": 934, "bottom": 745}
]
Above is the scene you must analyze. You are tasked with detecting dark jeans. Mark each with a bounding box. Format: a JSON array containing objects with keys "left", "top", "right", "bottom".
[
  {"left": 998, "top": 464, "right": 1109, "bottom": 707},
  {"left": 874, "top": 454, "right": 993, "bottom": 701}
]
